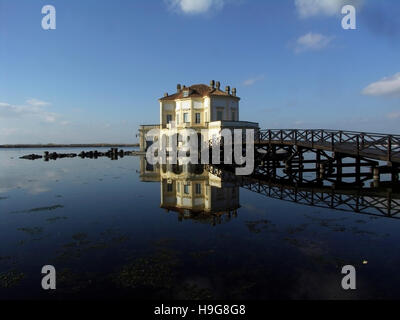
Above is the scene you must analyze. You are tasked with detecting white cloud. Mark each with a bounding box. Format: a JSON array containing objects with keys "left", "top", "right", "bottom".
[
  {"left": 0, "top": 127, "right": 18, "bottom": 137},
  {"left": 294, "top": 32, "right": 334, "bottom": 53},
  {"left": 363, "top": 73, "right": 400, "bottom": 97},
  {"left": 167, "top": 0, "right": 225, "bottom": 14},
  {"left": 26, "top": 98, "right": 51, "bottom": 107},
  {"left": 0, "top": 102, "right": 21, "bottom": 117},
  {"left": 0, "top": 98, "right": 59, "bottom": 123},
  {"left": 387, "top": 111, "right": 400, "bottom": 119},
  {"left": 295, "top": 0, "right": 362, "bottom": 18},
  {"left": 243, "top": 75, "right": 265, "bottom": 86}
]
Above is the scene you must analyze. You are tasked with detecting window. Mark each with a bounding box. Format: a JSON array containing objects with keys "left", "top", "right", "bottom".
[
  {"left": 177, "top": 182, "right": 180, "bottom": 193},
  {"left": 184, "top": 184, "right": 190, "bottom": 194},
  {"left": 231, "top": 111, "right": 235, "bottom": 121},
  {"left": 195, "top": 183, "right": 201, "bottom": 195},
  {"left": 183, "top": 113, "right": 189, "bottom": 123},
  {"left": 167, "top": 183, "right": 173, "bottom": 192},
  {"left": 195, "top": 113, "right": 200, "bottom": 124},
  {"left": 217, "top": 111, "right": 223, "bottom": 121},
  {"left": 166, "top": 114, "right": 172, "bottom": 124},
  {"left": 183, "top": 90, "right": 189, "bottom": 98}
]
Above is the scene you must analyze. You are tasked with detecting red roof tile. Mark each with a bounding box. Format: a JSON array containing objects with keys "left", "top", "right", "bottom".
[{"left": 159, "top": 83, "right": 239, "bottom": 101}]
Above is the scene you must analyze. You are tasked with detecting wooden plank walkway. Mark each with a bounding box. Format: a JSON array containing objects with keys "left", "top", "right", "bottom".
[{"left": 257, "top": 129, "right": 400, "bottom": 164}]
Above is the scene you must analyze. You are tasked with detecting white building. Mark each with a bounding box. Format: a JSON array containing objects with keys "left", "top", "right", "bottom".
[
  {"left": 139, "top": 157, "right": 240, "bottom": 222},
  {"left": 139, "top": 80, "right": 259, "bottom": 152}
]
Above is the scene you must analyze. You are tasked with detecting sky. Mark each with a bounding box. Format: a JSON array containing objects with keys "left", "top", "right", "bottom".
[{"left": 0, "top": 0, "right": 399, "bottom": 144}]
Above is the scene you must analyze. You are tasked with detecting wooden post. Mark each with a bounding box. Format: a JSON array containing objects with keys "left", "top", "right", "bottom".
[
  {"left": 392, "top": 166, "right": 399, "bottom": 183},
  {"left": 336, "top": 153, "right": 342, "bottom": 184},
  {"left": 268, "top": 130, "right": 272, "bottom": 145},
  {"left": 373, "top": 167, "right": 380, "bottom": 188},
  {"left": 311, "top": 131, "right": 314, "bottom": 148},
  {"left": 298, "top": 147, "right": 303, "bottom": 182},
  {"left": 316, "top": 150, "right": 321, "bottom": 182},
  {"left": 355, "top": 156, "right": 361, "bottom": 185},
  {"left": 319, "top": 163, "right": 325, "bottom": 179},
  {"left": 361, "top": 133, "right": 365, "bottom": 149},
  {"left": 387, "top": 191, "right": 392, "bottom": 217}
]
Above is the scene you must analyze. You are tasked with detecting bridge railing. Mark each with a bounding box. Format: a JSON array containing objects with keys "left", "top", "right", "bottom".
[{"left": 258, "top": 129, "right": 400, "bottom": 162}]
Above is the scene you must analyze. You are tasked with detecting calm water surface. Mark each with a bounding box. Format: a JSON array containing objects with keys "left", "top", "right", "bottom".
[{"left": 1, "top": 148, "right": 400, "bottom": 300}]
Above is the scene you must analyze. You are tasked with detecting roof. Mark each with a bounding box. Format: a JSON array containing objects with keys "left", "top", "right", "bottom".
[{"left": 159, "top": 84, "right": 240, "bottom": 101}]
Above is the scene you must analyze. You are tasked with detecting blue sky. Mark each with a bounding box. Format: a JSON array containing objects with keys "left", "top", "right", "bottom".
[{"left": 0, "top": 0, "right": 399, "bottom": 144}]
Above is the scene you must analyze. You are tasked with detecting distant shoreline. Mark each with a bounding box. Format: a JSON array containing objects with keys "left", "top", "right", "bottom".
[{"left": 0, "top": 144, "right": 139, "bottom": 149}]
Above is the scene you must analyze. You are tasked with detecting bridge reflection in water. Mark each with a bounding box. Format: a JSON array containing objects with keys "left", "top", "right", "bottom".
[{"left": 139, "top": 155, "right": 400, "bottom": 222}]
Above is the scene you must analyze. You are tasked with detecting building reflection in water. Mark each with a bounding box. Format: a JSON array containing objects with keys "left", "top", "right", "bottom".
[
  {"left": 139, "top": 157, "right": 239, "bottom": 225},
  {"left": 140, "top": 154, "right": 400, "bottom": 220}
]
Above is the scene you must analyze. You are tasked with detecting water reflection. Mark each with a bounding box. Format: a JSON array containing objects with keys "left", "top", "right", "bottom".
[
  {"left": 2, "top": 149, "right": 400, "bottom": 299},
  {"left": 139, "top": 156, "right": 400, "bottom": 221},
  {"left": 139, "top": 157, "right": 239, "bottom": 225}
]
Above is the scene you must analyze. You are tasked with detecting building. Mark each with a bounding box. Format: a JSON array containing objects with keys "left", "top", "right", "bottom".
[
  {"left": 139, "top": 156, "right": 240, "bottom": 224},
  {"left": 139, "top": 80, "right": 259, "bottom": 152}
]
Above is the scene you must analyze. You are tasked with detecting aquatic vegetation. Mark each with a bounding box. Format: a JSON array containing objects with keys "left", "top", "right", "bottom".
[
  {"left": 0, "top": 256, "right": 16, "bottom": 267},
  {"left": 57, "top": 269, "right": 93, "bottom": 294},
  {"left": 114, "top": 250, "right": 179, "bottom": 290},
  {"left": 190, "top": 249, "right": 215, "bottom": 259},
  {"left": 72, "top": 232, "right": 88, "bottom": 242},
  {"left": 46, "top": 216, "right": 68, "bottom": 223},
  {"left": 0, "top": 196, "right": 9, "bottom": 200},
  {"left": 151, "top": 238, "right": 175, "bottom": 247},
  {"left": 245, "top": 220, "right": 276, "bottom": 234},
  {"left": 355, "top": 220, "right": 367, "bottom": 224},
  {"left": 0, "top": 270, "right": 24, "bottom": 288},
  {"left": 17, "top": 227, "right": 43, "bottom": 236},
  {"left": 287, "top": 224, "right": 309, "bottom": 235},
  {"left": 111, "top": 235, "right": 130, "bottom": 244},
  {"left": 56, "top": 230, "right": 131, "bottom": 262},
  {"left": 350, "top": 227, "right": 377, "bottom": 236},
  {"left": 284, "top": 237, "right": 308, "bottom": 248},
  {"left": 180, "top": 283, "right": 213, "bottom": 300},
  {"left": 11, "top": 204, "right": 64, "bottom": 214}
]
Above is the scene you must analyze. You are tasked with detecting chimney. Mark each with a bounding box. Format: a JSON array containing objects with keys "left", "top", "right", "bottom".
[
  {"left": 216, "top": 81, "right": 221, "bottom": 90},
  {"left": 225, "top": 86, "right": 230, "bottom": 94},
  {"left": 177, "top": 84, "right": 181, "bottom": 92},
  {"left": 164, "top": 93, "right": 168, "bottom": 97},
  {"left": 232, "top": 88, "right": 237, "bottom": 96},
  {"left": 210, "top": 80, "right": 215, "bottom": 88}
]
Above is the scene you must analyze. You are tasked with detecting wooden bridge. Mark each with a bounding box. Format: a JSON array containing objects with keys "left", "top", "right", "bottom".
[
  {"left": 253, "top": 129, "right": 400, "bottom": 185},
  {"left": 208, "top": 129, "right": 400, "bottom": 218},
  {"left": 257, "top": 129, "right": 400, "bottom": 163}
]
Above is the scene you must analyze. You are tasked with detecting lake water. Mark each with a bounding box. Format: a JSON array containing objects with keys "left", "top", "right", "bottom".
[{"left": 1, "top": 148, "right": 400, "bottom": 300}]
